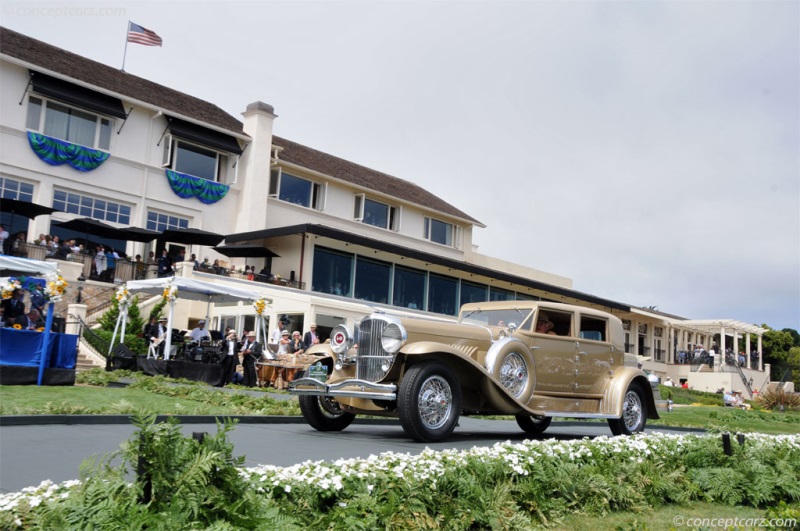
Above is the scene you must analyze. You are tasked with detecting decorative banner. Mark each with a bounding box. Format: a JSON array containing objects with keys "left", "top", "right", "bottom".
[
  {"left": 27, "top": 132, "right": 109, "bottom": 172},
  {"left": 165, "top": 169, "right": 229, "bottom": 204}
]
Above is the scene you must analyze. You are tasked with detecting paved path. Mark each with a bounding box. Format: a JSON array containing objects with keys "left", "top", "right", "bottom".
[{"left": 0, "top": 417, "right": 700, "bottom": 494}]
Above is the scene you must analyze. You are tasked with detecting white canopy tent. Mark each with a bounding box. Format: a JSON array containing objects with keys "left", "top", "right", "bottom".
[
  {"left": 122, "top": 277, "right": 269, "bottom": 359},
  {"left": 0, "top": 255, "right": 58, "bottom": 276}
]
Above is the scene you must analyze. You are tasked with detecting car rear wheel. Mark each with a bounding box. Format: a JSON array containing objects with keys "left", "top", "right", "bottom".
[
  {"left": 608, "top": 382, "right": 647, "bottom": 436},
  {"left": 398, "top": 361, "right": 462, "bottom": 442},
  {"left": 299, "top": 395, "right": 356, "bottom": 432},
  {"left": 515, "top": 414, "right": 552, "bottom": 435}
]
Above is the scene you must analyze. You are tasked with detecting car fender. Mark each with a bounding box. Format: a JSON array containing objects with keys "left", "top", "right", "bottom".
[
  {"left": 604, "top": 366, "right": 660, "bottom": 420},
  {"left": 400, "top": 341, "right": 537, "bottom": 414}
]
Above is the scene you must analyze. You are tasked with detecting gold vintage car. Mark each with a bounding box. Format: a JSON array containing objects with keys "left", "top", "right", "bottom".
[{"left": 289, "top": 301, "right": 659, "bottom": 442}]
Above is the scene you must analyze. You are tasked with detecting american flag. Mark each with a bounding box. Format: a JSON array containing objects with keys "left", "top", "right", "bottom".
[{"left": 127, "top": 22, "right": 162, "bottom": 47}]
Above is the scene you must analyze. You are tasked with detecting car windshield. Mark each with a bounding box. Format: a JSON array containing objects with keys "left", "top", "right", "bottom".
[{"left": 459, "top": 308, "right": 533, "bottom": 329}]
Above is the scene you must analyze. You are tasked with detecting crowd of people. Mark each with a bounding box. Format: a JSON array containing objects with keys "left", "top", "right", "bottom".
[
  {"left": 674, "top": 343, "right": 760, "bottom": 370},
  {"left": 0, "top": 288, "right": 45, "bottom": 329},
  {"left": 139, "top": 315, "right": 322, "bottom": 389}
]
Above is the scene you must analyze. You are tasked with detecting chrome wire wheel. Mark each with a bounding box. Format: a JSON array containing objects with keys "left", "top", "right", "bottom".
[
  {"left": 498, "top": 352, "right": 528, "bottom": 398},
  {"left": 417, "top": 375, "right": 453, "bottom": 430},
  {"left": 319, "top": 396, "right": 347, "bottom": 418},
  {"left": 621, "top": 389, "right": 644, "bottom": 431}
]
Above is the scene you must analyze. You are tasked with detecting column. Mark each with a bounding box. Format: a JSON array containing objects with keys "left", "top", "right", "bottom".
[
  {"left": 719, "top": 327, "right": 726, "bottom": 370},
  {"left": 758, "top": 335, "right": 763, "bottom": 370},
  {"left": 66, "top": 303, "right": 88, "bottom": 335}
]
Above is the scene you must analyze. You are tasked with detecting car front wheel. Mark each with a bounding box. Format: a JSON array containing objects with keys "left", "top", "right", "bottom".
[
  {"left": 515, "top": 414, "right": 552, "bottom": 435},
  {"left": 608, "top": 382, "right": 647, "bottom": 436},
  {"left": 299, "top": 395, "right": 356, "bottom": 432},
  {"left": 398, "top": 361, "right": 462, "bottom": 442}
]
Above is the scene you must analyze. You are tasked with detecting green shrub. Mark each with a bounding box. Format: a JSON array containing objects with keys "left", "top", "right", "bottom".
[
  {"left": 659, "top": 386, "right": 726, "bottom": 406},
  {"left": 757, "top": 388, "right": 800, "bottom": 411}
]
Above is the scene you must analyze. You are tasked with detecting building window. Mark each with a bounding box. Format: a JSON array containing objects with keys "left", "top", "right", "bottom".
[
  {"left": 428, "top": 273, "right": 458, "bottom": 316},
  {"left": 424, "top": 217, "right": 458, "bottom": 247},
  {"left": 393, "top": 265, "right": 426, "bottom": 310},
  {"left": 269, "top": 169, "right": 325, "bottom": 210},
  {"left": 26, "top": 96, "right": 112, "bottom": 150},
  {"left": 312, "top": 247, "right": 353, "bottom": 296},
  {"left": 354, "top": 195, "right": 399, "bottom": 230},
  {"left": 146, "top": 211, "right": 189, "bottom": 232},
  {"left": 489, "top": 287, "right": 515, "bottom": 301},
  {"left": 460, "top": 280, "right": 488, "bottom": 307},
  {"left": 53, "top": 190, "right": 131, "bottom": 224},
  {"left": 0, "top": 177, "right": 34, "bottom": 202},
  {"left": 654, "top": 338, "right": 664, "bottom": 362},
  {"left": 162, "top": 137, "right": 228, "bottom": 182},
  {"left": 355, "top": 256, "right": 391, "bottom": 304}
]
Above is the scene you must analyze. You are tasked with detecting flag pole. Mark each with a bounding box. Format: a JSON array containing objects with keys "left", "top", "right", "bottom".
[{"left": 121, "top": 21, "right": 130, "bottom": 71}]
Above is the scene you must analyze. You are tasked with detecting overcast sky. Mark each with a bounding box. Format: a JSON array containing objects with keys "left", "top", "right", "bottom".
[{"left": 2, "top": 0, "right": 798, "bottom": 330}]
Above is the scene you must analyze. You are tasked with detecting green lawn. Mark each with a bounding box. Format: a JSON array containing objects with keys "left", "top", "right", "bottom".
[
  {"left": 0, "top": 385, "right": 234, "bottom": 415},
  {"left": 557, "top": 500, "right": 797, "bottom": 531}
]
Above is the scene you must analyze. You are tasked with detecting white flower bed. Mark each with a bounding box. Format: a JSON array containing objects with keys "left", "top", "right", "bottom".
[{"left": 1, "top": 432, "right": 797, "bottom": 523}]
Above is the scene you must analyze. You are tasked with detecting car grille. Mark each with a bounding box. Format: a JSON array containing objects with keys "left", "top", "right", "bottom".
[{"left": 356, "top": 318, "right": 394, "bottom": 382}]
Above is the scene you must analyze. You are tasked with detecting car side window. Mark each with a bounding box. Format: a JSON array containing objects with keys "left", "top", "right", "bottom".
[
  {"left": 579, "top": 315, "right": 607, "bottom": 342},
  {"left": 547, "top": 311, "right": 573, "bottom": 337}
]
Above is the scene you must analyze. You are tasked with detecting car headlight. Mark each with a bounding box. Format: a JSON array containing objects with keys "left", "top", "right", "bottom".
[
  {"left": 330, "top": 324, "right": 354, "bottom": 355},
  {"left": 380, "top": 322, "right": 407, "bottom": 354}
]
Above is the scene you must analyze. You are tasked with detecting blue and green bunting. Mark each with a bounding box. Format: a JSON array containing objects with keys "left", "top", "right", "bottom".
[
  {"left": 165, "top": 169, "right": 229, "bottom": 204},
  {"left": 27, "top": 132, "right": 109, "bottom": 172}
]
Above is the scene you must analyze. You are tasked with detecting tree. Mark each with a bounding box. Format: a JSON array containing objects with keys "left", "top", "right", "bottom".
[
  {"left": 760, "top": 325, "right": 800, "bottom": 386},
  {"left": 98, "top": 293, "right": 146, "bottom": 338}
]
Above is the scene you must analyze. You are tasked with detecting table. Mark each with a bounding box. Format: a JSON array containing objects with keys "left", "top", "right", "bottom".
[
  {"left": 256, "top": 361, "right": 308, "bottom": 389},
  {"left": 0, "top": 328, "right": 79, "bottom": 368}
]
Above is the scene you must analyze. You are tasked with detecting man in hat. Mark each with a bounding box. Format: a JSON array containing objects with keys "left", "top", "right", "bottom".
[
  {"left": 219, "top": 330, "right": 239, "bottom": 386},
  {"left": 304, "top": 323, "right": 320, "bottom": 349},
  {"left": 150, "top": 316, "right": 169, "bottom": 358},
  {"left": 535, "top": 313, "right": 557, "bottom": 335},
  {"left": 663, "top": 376, "right": 674, "bottom": 387},
  {"left": 189, "top": 319, "right": 209, "bottom": 343},
  {"left": 240, "top": 331, "right": 263, "bottom": 387}
]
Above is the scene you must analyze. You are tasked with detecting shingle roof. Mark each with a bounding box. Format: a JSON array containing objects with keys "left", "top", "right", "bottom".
[
  {"left": 1, "top": 26, "right": 480, "bottom": 225},
  {"left": 272, "top": 135, "right": 481, "bottom": 225},
  {"left": 0, "top": 26, "right": 245, "bottom": 136}
]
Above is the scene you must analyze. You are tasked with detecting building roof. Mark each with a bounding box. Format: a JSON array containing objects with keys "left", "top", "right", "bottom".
[
  {"left": 227, "top": 223, "right": 629, "bottom": 311},
  {"left": 0, "top": 26, "right": 245, "bottom": 136},
  {"left": 273, "top": 135, "right": 482, "bottom": 225},
  {"left": 1, "top": 26, "right": 479, "bottom": 225}
]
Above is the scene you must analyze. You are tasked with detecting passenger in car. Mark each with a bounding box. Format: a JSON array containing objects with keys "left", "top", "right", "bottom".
[{"left": 535, "top": 314, "right": 558, "bottom": 335}]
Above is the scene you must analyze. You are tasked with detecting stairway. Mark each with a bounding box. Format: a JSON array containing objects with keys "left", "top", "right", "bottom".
[{"left": 75, "top": 340, "right": 106, "bottom": 373}]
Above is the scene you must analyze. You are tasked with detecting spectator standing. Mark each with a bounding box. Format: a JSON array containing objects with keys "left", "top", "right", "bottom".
[
  {"left": 29, "top": 285, "right": 45, "bottom": 314},
  {"left": 219, "top": 330, "right": 239, "bottom": 386},
  {"left": 1, "top": 288, "right": 26, "bottom": 323},
  {"left": 157, "top": 249, "right": 173, "bottom": 278},
  {"left": 304, "top": 323, "right": 320, "bottom": 348},
  {"left": 0, "top": 224, "right": 8, "bottom": 254}
]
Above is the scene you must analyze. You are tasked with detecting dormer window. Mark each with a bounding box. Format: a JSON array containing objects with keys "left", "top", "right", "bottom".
[
  {"left": 26, "top": 96, "right": 113, "bottom": 150},
  {"left": 269, "top": 169, "right": 325, "bottom": 210},
  {"left": 354, "top": 194, "right": 399, "bottom": 231},
  {"left": 424, "top": 217, "right": 460, "bottom": 247},
  {"left": 161, "top": 116, "right": 242, "bottom": 183}
]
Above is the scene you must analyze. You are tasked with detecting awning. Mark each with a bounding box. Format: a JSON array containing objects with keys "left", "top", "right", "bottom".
[
  {"left": 166, "top": 116, "right": 243, "bottom": 155},
  {"left": 29, "top": 71, "right": 127, "bottom": 119},
  {"left": 225, "top": 223, "right": 631, "bottom": 312}
]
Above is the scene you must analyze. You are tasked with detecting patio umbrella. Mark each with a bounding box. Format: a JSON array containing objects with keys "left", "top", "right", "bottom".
[
  {"left": 55, "top": 218, "right": 125, "bottom": 240},
  {"left": 0, "top": 198, "right": 60, "bottom": 220},
  {"left": 0, "top": 198, "right": 60, "bottom": 240},
  {"left": 118, "top": 226, "right": 161, "bottom": 243},
  {"left": 159, "top": 228, "right": 224, "bottom": 247},
  {"left": 212, "top": 244, "right": 279, "bottom": 259}
]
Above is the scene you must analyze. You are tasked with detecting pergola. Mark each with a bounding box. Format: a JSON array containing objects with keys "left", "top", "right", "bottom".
[{"left": 673, "top": 319, "right": 767, "bottom": 368}]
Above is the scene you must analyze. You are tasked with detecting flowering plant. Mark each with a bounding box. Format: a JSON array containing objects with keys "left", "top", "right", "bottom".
[
  {"left": 115, "top": 286, "right": 131, "bottom": 307},
  {"left": 1, "top": 278, "right": 21, "bottom": 300},
  {"left": 253, "top": 297, "right": 271, "bottom": 317},
  {"left": 12, "top": 324, "right": 22, "bottom": 330},
  {"left": 43, "top": 273, "right": 67, "bottom": 302},
  {"left": 35, "top": 327, "right": 45, "bottom": 332},
  {"left": 162, "top": 282, "right": 178, "bottom": 303}
]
